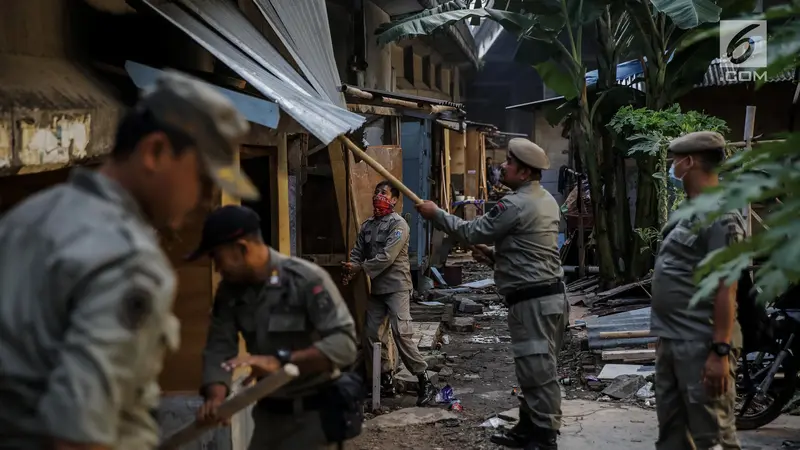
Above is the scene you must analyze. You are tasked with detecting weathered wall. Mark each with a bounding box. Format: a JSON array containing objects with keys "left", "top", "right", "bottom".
[
  {"left": 365, "top": 2, "right": 393, "bottom": 91},
  {"left": 532, "top": 111, "right": 569, "bottom": 205},
  {"left": 0, "top": 0, "right": 124, "bottom": 175}
]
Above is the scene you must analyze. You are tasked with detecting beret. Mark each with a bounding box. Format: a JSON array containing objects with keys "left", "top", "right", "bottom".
[
  {"left": 508, "top": 138, "right": 550, "bottom": 170},
  {"left": 668, "top": 131, "right": 726, "bottom": 155}
]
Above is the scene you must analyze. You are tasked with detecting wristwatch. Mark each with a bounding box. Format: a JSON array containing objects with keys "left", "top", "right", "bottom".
[
  {"left": 276, "top": 348, "right": 292, "bottom": 366},
  {"left": 711, "top": 342, "right": 731, "bottom": 357}
]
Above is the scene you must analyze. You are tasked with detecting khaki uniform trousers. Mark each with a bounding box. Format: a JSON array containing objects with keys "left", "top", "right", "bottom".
[
  {"left": 655, "top": 339, "right": 741, "bottom": 450},
  {"left": 364, "top": 291, "right": 428, "bottom": 375},
  {"left": 508, "top": 292, "right": 570, "bottom": 430}
]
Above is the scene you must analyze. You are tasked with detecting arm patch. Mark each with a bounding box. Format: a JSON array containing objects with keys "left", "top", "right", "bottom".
[{"left": 488, "top": 201, "right": 507, "bottom": 218}]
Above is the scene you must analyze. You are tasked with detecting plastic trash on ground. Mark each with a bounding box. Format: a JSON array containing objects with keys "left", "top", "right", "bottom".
[
  {"left": 436, "top": 385, "right": 455, "bottom": 404},
  {"left": 480, "top": 416, "right": 511, "bottom": 428}
]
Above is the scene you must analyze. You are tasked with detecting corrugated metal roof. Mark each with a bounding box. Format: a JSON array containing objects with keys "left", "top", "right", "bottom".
[
  {"left": 125, "top": 60, "right": 280, "bottom": 130},
  {"left": 507, "top": 57, "right": 797, "bottom": 111},
  {"left": 176, "top": 0, "right": 316, "bottom": 97},
  {"left": 251, "top": 0, "right": 345, "bottom": 107},
  {"left": 141, "top": 1, "right": 365, "bottom": 145},
  {"left": 585, "top": 306, "right": 655, "bottom": 350}
]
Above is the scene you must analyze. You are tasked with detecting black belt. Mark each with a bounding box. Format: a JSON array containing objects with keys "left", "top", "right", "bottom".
[
  {"left": 505, "top": 281, "right": 564, "bottom": 306},
  {"left": 257, "top": 392, "right": 326, "bottom": 415}
]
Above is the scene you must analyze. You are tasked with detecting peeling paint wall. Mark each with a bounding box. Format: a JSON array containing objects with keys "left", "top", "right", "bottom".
[
  {"left": 18, "top": 113, "right": 92, "bottom": 166},
  {"left": 0, "top": 117, "right": 11, "bottom": 169}
]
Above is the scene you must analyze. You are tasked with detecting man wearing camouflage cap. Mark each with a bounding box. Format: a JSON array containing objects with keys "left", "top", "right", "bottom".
[
  {"left": 0, "top": 70, "right": 257, "bottom": 449},
  {"left": 417, "top": 138, "right": 567, "bottom": 449},
  {"left": 651, "top": 131, "right": 745, "bottom": 449}
]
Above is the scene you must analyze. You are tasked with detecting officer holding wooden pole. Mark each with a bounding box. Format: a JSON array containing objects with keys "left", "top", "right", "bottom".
[{"left": 416, "top": 138, "right": 567, "bottom": 450}]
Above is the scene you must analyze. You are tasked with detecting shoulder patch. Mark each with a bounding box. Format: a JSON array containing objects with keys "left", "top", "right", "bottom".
[
  {"left": 392, "top": 229, "right": 402, "bottom": 240},
  {"left": 119, "top": 287, "right": 153, "bottom": 330},
  {"left": 488, "top": 201, "right": 507, "bottom": 219}
]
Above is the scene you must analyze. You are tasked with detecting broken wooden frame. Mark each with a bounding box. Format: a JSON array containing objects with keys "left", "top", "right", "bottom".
[{"left": 158, "top": 364, "right": 300, "bottom": 450}]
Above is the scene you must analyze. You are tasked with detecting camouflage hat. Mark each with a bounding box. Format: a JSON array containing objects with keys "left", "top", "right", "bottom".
[
  {"left": 138, "top": 70, "right": 259, "bottom": 201},
  {"left": 508, "top": 138, "right": 550, "bottom": 170},
  {"left": 668, "top": 131, "right": 726, "bottom": 155}
]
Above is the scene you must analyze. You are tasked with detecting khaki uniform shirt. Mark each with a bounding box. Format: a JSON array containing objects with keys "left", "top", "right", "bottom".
[
  {"left": 432, "top": 181, "right": 563, "bottom": 295},
  {"left": 202, "top": 250, "right": 357, "bottom": 398},
  {"left": 0, "top": 168, "right": 179, "bottom": 449},
  {"left": 350, "top": 213, "right": 413, "bottom": 295},
  {"left": 651, "top": 211, "right": 746, "bottom": 347}
]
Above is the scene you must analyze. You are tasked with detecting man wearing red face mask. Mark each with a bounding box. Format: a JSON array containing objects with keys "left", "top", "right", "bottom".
[{"left": 342, "top": 181, "right": 437, "bottom": 406}]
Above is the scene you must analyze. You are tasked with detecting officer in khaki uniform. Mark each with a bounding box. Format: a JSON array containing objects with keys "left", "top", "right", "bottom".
[
  {"left": 342, "top": 180, "right": 437, "bottom": 406},
  {"left": 0, "top": 71, "right": 257, "bottom": 449},
  {"left": 193, "top": 206, "right": 358, "bottom": 450},
  {"left": 652, "top": 131, "right": 746, "bottom": 450},
  {"left": 417, "top": 138, "right": 568, "bottom": 449}
]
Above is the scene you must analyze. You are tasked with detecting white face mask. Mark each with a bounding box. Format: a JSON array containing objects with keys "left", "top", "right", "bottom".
[{"left": 670, "top": 156, "right": 691, "bottom": 181}]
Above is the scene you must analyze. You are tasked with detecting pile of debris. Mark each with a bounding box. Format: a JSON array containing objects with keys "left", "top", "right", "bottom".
[
  {"left": 560, "top": 275, "right": 658, "bottom": 407},
  {"left": 566, "top": 275, "right": 652, "bottom": 316},
  {"left": 382, "top": 261, "right": 504, "bottom": 403}
]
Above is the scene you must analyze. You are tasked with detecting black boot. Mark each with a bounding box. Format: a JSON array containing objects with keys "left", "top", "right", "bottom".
[
  {"left": 381, "top": 372, "right": 396, "bottom": 397},
  {"left": 490, "top": 409, "right": 536, "bottom": 448},
  {"left": 416, "top": 372, "right": 436, "bottom": 406},
  {"left": 523, "top": 426, "right": 558, "bottom": 450}
]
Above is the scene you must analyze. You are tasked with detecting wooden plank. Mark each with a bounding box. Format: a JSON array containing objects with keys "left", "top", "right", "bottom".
[
  {"left": 328, "top": 142, "right": 371, "bottom": 342},
  {"left": 601, "top": 349, "right": 656, "bottom": 362},
  {"left": 598, "top": 330, "right": 651, "bottom": 340},
  {"left": 443, "top": 129, "right": 452, "bottom": 210},
  {"left": 465, "top": 129, "right": 481, "bottom": 199},
  {"left": 350, "top": 145, "right": 404, "bottom": 219},
  {"left": 276, "top": 133, "right": 290, "bottom": 254}
]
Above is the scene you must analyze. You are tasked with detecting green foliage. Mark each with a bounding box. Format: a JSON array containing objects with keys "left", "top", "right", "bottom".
[
  {"left": 665, "top": 3, "right": 800, "bottom": 308},
  {"left": 672, "top": 133, "right": 800, "bottom": 307},
  {"left": 608, "top": 105, "right": 729, "bottom": 151},
  {"left": 635, "top": 226, "right": 662, "bottom": 256},
  {"left": 608, "top": 105, "right": 728, "bottom": 226}
]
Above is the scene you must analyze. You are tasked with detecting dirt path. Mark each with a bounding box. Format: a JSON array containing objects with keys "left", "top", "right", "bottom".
[{"left": 352, "top": 287, "right": 800, "bottom": 450}]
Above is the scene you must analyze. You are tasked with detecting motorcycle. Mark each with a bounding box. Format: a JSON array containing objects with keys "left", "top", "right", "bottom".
[{"left": 734, "top": 271, "right": 800, "bottom": 430}]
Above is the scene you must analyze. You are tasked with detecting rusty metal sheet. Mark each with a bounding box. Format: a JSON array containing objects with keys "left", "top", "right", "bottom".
[{"left": 349, "top": 145, "right": 403, "bottom": 222}]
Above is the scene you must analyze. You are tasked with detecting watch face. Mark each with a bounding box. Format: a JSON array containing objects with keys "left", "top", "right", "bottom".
[{"left": 714, "top": 343, "right": 731, "bottom": 355}]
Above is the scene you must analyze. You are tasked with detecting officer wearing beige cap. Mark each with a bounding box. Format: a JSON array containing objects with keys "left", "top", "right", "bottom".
[
  {"left": 0, "top": 70, "right": 257, "bottom": 449},
  {"left": 417, "top": 138, "right": 567, "bottom": 449},
  {"left": 651, "top": 131, "right": 745, "bottom": 449}
]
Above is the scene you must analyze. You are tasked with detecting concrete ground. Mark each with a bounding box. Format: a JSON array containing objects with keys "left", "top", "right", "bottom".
[{"left": 519, "top": 400, "right": 800, "bottom": 450}]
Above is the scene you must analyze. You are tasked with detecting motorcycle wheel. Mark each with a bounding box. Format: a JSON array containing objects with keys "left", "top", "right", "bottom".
[{"left": 735, "top": 352, "right": 797, "bottom": 430}]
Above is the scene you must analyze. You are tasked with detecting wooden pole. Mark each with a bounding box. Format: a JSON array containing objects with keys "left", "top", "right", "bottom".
[
  {"left": 598, "top": 330, "right": 651, "bottom": 339},
  {"left": 158, "top": 364, "right": 300, "bottom": 450},
  {"left": 340, "top": 135, "right": 424, "bottom": 204},
  {"left": 372, "top": 342, "right": 381, "bottom": 412},
  {"left": 338, "top": 135, "right": 494, "bottom": 264},
  {"left": 743, "top": 106, "right": 756, "bottom": 236}
]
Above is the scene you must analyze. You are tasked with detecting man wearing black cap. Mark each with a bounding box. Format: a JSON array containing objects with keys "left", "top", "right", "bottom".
[
  {"left": 0, "top": 70, "right": 257, "bottom": 449},
  {"left": 192, "top": 205, "right": 357, "bottom": 450},
  {"left": 417, "top": 138, "right": 567, "bottom": 450},
  {"left": 652, "top": 131, "right": 745, "bottom": 449}
]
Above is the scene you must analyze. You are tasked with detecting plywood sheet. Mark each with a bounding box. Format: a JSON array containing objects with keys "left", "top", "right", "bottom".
[{"left": 350, "top": 145, "right": 403, "bottom": 222}]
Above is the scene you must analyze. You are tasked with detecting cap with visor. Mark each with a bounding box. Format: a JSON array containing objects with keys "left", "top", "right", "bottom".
[{"left": 138, "top": 70, "right": 259, "bottom": 201}]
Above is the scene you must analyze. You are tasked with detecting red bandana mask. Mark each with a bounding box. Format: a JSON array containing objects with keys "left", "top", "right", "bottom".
[{"left": 373, "top": 194, "right": 394, "bottom": 217}]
